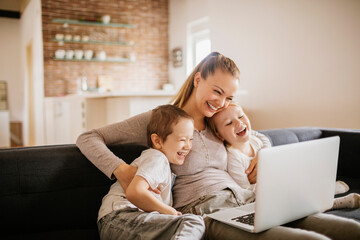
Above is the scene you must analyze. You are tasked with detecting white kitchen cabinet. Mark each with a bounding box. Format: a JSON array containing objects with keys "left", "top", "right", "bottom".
[
  {"left": 44, "top": 97, "right": 86, "bottom": 145},
  {"left": 85, "top": 95, "right": 173, "bottom": 129},
  {"left": 44, "top": 91, "right": 175, "bottom": 144},
  {"left": 0, "top": 111, "right": 10, "bottom": 147}
]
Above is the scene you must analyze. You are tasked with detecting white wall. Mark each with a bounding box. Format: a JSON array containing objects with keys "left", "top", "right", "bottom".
[
  {"left": 0, "top": 17, "right": 21, "bottom": 121},
  {"left": 169, "top": 0, "right": 360, "bottom": 130},
  {"left": 20, "top": 0, "right": 44, "bottom": 145}
]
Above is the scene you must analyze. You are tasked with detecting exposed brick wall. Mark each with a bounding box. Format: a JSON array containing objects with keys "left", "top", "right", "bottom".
[{"left": 42, "top": 0, "right": 168, "bottom": 97}]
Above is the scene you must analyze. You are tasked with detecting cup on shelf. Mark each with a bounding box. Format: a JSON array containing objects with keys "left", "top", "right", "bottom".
[
  {"left": 96, "top": 50, "right": 106, "bottom": 61},
  {"left": 73, "top": 35, "right": 81, "bottom": 41},
  {"left": 66, "top": 50, "right": 74, "bottom": 59},
  {"left": 75, "top": 50, "right": 84, "bottom": 60},
  {"left": 55, "top": 49, "right": 65, "bottom": 59},
  {"left": 84, "top": 50, "right": 94, "bottom": 60},
  {"left": 82, "top": 35, "right": 90, "bottom": 42},
  {"left": 102, "top": 14, "right": 111, "bottom": 24},
  {"left": 129, "top": 52, "right": 136, "bottom": 61},
  {"left": 65, "top": 34, "right": 72, "bottom": 41},
  {"left": 84, "top": 50, "right": 93, "bottom": 60},
  {"left": 55, "top": 33, "right": 64, "bottom": 40}
]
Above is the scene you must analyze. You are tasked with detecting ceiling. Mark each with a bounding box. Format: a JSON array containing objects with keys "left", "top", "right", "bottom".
[{"left": 0, "top": 0, "right": 30, "bottom": 18}]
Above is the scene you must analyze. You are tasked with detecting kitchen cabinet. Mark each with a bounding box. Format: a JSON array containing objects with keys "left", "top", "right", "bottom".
[
  {"left": 44, "top": 97, "right": 86, "bottom": 145},
  {"left": 0, "top": 111, "right": 10, "bottom": 147},
  {"left": 44, "top": 91, "right": 175, "bottom": 144},
  {"left": 86, "top": 94, "right": 174, "bottom": 129}
]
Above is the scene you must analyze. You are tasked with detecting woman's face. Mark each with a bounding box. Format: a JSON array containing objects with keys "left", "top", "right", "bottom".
[
  {"left": 194, "top": 69, "right": 239, "bottom": 118},
  {"left": 212, "top": 105, "right": 251, "bottom": 146}
]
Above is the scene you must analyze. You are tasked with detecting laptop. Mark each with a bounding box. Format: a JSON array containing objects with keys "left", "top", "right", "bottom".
[{"left": 207, "top": 136, "right": 340, "bottom": 233}]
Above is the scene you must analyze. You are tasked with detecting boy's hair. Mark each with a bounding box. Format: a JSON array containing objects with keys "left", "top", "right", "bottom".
[
  {"left": 147, "top": 104, "right": 193, "bottom": 148},
  {"left": 207, "top": 102, "right": 243, "bottom": 143}
]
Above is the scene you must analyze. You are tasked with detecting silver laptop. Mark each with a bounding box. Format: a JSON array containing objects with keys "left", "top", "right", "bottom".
[{"left": 207, "top": 136, "right": 340, "bottom": 233}]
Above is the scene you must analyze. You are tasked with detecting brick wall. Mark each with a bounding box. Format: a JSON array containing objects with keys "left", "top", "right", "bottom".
[{"left": 42, "top": 0, "right": 169, "bottom": 97}]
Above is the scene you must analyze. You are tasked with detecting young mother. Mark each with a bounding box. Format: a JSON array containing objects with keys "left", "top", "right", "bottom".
[{"left": 77, "top": 52, "right": 360, "bottom": 240}]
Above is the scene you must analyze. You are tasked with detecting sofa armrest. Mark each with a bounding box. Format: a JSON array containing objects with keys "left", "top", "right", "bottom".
[{"left": 320, "top": 128, "right": 360, "bottom": 179}]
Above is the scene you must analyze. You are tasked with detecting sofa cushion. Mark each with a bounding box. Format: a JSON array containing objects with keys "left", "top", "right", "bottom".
[
  {"left": 0, "top": 144, "right": 146, "bottom": 236},
  {"left": 1, "top": 229, "right": 99, "bottom": 240},
  {"left": 259, "top": 127, "right": 322, "bottom": 146}
]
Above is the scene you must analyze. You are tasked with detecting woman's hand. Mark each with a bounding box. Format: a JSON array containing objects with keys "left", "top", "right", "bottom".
[
  {"left": 246, "top": 156, "right": 258, "bottom": 184},
  {"left": 113, "top": 163, "right": 161, "bottom": 194},
  {"left": 113, "top": 163, "right": 137, "bottom": 191}
]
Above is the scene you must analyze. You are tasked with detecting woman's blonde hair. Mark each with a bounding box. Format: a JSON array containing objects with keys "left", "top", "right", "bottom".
[{"left": 171, "top": 52, "right": 240, "bottom": 108}]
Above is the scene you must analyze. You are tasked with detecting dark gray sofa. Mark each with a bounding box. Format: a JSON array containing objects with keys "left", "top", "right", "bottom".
[{"left": 0, "top": 127, "right": 359, "bottom": 239}]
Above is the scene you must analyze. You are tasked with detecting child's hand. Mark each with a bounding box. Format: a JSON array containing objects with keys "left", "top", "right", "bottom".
[
  {"left": 166, "top": 207, "right": 182, "bottom": 215},
  {"left": 246, "top": 156, "right": 258, "bottom": 184},
  {"left": 149, "top": 187, "right": 162, "bottom": 194}
]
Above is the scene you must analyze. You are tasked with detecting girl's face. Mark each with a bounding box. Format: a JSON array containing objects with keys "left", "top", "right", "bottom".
[
  {"left": 194, "top": 69, "right": 239, "bottom": 118},
  {"left": 212, "top": 105, "right": 251, "bottom": 146}
]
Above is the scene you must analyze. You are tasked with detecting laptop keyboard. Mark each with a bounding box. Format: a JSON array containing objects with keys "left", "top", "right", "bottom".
[{"left": 231, "top": 213, "right": 255, "bottom": 226}]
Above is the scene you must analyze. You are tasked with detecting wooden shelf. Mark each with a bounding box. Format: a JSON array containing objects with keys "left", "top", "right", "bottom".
[
  {"left": 53, "top": 57, "right": 135, "bottom": 63},
  {"left": 52, "top": 18, "right": 137, "bottom": 29},
  {"left": 52, "top": 38, "right": 135, "bottom": 46}
]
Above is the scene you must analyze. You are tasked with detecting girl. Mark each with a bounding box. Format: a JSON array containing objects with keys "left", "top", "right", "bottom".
[
  {"left": 208, "top": 102, "right": 360, "bottom": 211},
  {"left": 207, "top": 102, "right": 270, "bottom": 192}
]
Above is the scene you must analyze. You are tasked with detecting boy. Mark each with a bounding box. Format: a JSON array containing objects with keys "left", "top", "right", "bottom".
[
  {"left": 97, "top": 104, "right": 205, "bottom": 240},
  {"left": 208, "top": 102, "right": 359, "bottom": 210}
]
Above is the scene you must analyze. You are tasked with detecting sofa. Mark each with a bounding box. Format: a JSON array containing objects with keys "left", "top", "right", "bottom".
[{"left": 0, "top": 127, "right": 359, "bottom": 239}]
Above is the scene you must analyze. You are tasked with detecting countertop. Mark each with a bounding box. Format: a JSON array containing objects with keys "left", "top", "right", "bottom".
[{"left": 45, "top": 90, "right": 177, "bottom": 99}]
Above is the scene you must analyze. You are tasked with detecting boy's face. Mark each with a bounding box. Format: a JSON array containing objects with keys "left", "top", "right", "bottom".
[
  {"left": 158, "top": 118, "right": 194, "bottom": 165},
  {"left": 213, "top": 105, "right": 251, "bottom": 146}
]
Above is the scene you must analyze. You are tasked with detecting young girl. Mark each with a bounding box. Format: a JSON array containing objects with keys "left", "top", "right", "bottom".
[
  {"left": 208, "top": 102, "right": 360, "bottom": 210},
  {"left": 208, "top": 102, "right": 270, "bottom": 193}
]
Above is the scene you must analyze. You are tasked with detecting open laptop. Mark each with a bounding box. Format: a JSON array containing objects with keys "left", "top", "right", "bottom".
[{"left": 207, "top": 136, "right": 340, "bottom": 233}]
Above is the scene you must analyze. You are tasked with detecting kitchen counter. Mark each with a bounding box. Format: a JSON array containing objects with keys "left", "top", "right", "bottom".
[
  {"left": 44, "top": 91, "right": 176, "bottom": 145},
  {"left": 45, "top": 90, "right": 177, "bottom": 100}
]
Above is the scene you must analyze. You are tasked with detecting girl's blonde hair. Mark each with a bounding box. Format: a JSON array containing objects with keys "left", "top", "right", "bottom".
[
  {"left": 172, "top": 52, "right": 240, "bottom": 108},
  {"left": 207, "top": 102, "right": 243, "bottom": 143}
]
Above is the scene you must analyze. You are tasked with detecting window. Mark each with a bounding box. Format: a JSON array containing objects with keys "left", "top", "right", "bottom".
[{"left": 187, "top": 17, "right": 211, "bottom": 76}]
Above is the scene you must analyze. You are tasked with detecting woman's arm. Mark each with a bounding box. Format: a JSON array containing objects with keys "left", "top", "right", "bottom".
[
  {"left": 126, "top": 176, "right": 181, "bottom": 215},
  {"left": 76, "top": 111, "right": 152, "bottom": 183}
]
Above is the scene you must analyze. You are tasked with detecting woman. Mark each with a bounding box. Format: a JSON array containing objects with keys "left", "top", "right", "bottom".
[{"left": 77, "top": 52, "right": 360, "bottom": 240}]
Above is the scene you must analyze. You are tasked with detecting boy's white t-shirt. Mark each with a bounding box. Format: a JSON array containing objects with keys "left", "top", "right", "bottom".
[
  {"left": 97, "top": 148, "right": 174, "bottom": 221},
  {"left": 227, "top": 131, "right": 271, "bottom": 192}
]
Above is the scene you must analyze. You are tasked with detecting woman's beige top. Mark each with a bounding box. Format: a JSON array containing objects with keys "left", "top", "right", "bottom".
[{"left": 76, "top": 110, "right": 253, "bottom": 208}]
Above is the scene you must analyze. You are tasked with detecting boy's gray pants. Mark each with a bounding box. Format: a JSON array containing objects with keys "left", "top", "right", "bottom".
[{"left": 98, "top": 208, "right": 205, "bottom": 240}]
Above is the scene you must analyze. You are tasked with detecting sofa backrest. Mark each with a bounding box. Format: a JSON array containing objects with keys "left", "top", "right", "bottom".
[
  {"left": 259, "top": 127, "right": 322, "bottom": 146},
  {"left": 0, "top": 144, "right": 147, "bottom": 236}
]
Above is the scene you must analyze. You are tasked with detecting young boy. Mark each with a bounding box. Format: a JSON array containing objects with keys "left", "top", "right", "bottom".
[
  {"left": 208, "top": 102, "right": 360, "bottom": 210},
  {"left": 97, "top": 104, "right": 205, "bottom": 240}
]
